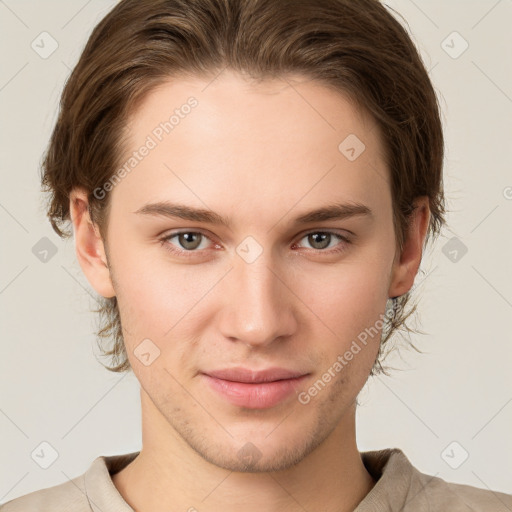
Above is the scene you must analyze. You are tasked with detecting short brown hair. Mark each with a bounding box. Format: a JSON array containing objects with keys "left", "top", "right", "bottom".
[{"left": 41, "top": 0, "right": 446, "bottom": 374}]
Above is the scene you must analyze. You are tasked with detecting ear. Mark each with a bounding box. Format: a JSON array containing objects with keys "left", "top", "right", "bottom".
[
  {"left": 69, "top": 187, "right": 116, "bottom": 299},
  {"left": 388, "top": 196, "right": 430, "bottom": 298}
]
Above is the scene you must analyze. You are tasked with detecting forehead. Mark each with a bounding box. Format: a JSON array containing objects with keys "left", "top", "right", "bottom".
[
  {"left": 112, "top": 69, "right": 390, "bottom": 224},
  {"left": 125, "top": 69, "right": 381, "bottom": 149}
]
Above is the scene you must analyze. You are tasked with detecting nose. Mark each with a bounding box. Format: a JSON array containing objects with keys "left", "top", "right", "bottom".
[{"left": 218, "top": 251, "right": 298, "bottom": 348}]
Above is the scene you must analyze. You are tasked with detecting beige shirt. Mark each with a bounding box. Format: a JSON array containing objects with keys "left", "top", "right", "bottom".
[{"left": 1, "top": 448, "right": 511, "bottom": 511}]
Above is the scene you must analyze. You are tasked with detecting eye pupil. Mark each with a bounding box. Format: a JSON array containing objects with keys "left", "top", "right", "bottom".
[
  {"left": 179, "top": 232, "right": 202, "bottom": 250},
  {"left": 308, "top": 232, "right": 330, "bottom": 250}
]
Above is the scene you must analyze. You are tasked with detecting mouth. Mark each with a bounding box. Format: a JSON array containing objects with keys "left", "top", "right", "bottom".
[{"left": 201, "top": 367, "right": 310, "bottom": 409}]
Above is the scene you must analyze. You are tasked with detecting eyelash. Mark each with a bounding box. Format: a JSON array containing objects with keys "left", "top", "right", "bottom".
[{"left": 159, "top": 229, "right": 352, "bottom": 259}]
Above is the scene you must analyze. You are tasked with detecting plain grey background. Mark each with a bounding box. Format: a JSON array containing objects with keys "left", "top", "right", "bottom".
[{"left": 1, "top": 0, "right": 511, "bottom": 503}]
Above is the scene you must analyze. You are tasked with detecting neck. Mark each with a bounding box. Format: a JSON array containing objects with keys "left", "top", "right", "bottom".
[{"left": 112, "top": 391, "right": 375, "bottom": 512}]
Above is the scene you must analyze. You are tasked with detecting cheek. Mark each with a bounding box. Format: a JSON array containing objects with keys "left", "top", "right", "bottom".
[
  {"left": 112, "top": 248, "right": 221, "bottom": 351},
  {"left": 118, "top": 275, "right": 191, "bottom": 344},
  {"left": 291, "top": 259, "right": 391, "bottom": 385},
  {"left": 295, "top": 258, "right": 390, "bottom": 329},
  {"left": 108, "top": 244, "right": 177, "bottom": 337},
  {"left": 113, "top": 261, "right": 201, "bottom": 381}
]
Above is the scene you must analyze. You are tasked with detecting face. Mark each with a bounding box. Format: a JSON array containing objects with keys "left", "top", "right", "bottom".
[{"left": 76, "top": 69, "right": 417, "bottom": 472}]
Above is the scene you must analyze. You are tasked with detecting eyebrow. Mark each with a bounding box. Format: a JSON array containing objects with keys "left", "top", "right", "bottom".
[{"left": 133, "top": 200, "right": 373, "bottom": 228}]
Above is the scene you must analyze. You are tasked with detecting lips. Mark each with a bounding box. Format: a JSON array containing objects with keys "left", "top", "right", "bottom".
[
  {"left": 201, "top": 367, "right": 310, "bottom": 409},
  {"left": 204, "top": 367, "right": 308, "bottom": 383}
]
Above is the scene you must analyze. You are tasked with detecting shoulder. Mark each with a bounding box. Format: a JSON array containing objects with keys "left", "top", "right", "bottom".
[
  {"left": 430, "top": 477, "right": 512, "bottom": 511},
  {"left": 412, "top": 469, "right": 512, "bottom": 511},
  {"left": 0, "top": 473, "right": 89, "bottom": 512},
  {"left": 0, "top": 451, "right": 138, "bottom": 512},
  {"left": 360, "top": 448, "right": 512, "bottom": 511}
]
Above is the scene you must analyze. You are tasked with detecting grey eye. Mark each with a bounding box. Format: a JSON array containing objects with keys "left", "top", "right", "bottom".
[
  {"left": 177, "top": 232, "right": 203, "bottom": 250},
  {"left": 306, "top": 232, "right": 332, "bottom": 250}
]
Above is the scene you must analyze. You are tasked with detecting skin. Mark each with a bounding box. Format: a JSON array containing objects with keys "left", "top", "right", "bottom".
[{"left": 69, "top": 69, "right": 430, "bottom": 512}]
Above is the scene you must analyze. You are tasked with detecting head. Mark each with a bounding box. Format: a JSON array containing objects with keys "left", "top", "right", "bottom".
[{"left": 41, "top": 0, "right": 445, "bottom": 471}]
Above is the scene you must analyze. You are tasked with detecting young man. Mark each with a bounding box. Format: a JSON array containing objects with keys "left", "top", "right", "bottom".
[{"left": 2, "top": 0, "right": 510, "bottom": 511}]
